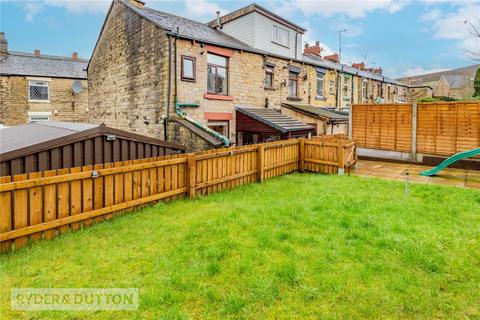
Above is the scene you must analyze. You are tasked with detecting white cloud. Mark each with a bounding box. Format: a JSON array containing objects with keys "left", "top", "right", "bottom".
[
  {"left": 420, "top": 8, "right": 441, "bottom": 21},
  {"left": 424, "top": 3, "right": 480, "bottom": 58},
  {"left": 183, "top": 0, "right": 228, "bottom": 21},
  {"left": 277, "top": 0, "right": 407, "bottom": 19},
  {"left": 18, "top": 0, "right": 110, "bottom": 21},
  {"left": 401, "top": 66, "right": 448, "bottom": 77},
  {"left": 23, "top": 2, "right": 43, "bottom": 22},
  {"left": 45, "top": 0, "right": 110, "bottom": 14}
]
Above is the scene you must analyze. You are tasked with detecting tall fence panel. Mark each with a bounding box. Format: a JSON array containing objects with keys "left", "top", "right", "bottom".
[
  {"left": 0, "top": 138, "right": 356, "bottom": 252},
  {"left": 417, "top": 102, "right": 480, "bottom": 156},
  {"left": 352, "top": 104, "right": 413, "bottom": 152},
  {"left": 352, "top": 101, "right": 480, "bottom": 158}
]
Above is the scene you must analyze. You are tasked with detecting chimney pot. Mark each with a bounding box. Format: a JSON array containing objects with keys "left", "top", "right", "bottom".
[
  {"left": 315, "top": 40, "right": 320, "bottom": 47},
  {"left": 303, "top": 41, "right": 322, "bottom": 57},
  {"left": 0, "top": 32, "right": 8, "bottom": 56},
  {"left": 34, "top": 49, "right": 40, "bottom": 57},
  {"left": 72, "top": 52, "right": 78, "bottom": 60}
]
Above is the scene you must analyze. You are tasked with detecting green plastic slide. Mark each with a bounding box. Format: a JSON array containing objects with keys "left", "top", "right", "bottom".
[{"left": 420, "top": 148, "right": 480, "bottom": 176}]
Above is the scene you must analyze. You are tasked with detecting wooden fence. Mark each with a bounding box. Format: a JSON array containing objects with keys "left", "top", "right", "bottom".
[
  {"left": 352, "top": 101, "right": 480, "bottom": 156},
  {"left": 0, "top": 138, "right": 356, "bottom": 252}
]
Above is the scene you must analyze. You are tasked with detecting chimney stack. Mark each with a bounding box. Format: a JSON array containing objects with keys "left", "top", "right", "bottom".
[
  {"left": 215, "top": 11, "right": 221, "bottom": 30},
  {"left": 352, "top": 62, "right": 365, "bottom": 70},
  {"left": 34, "top": 49, "right": 40, "bottom": 57},
  {"left": 303, "top": 41, "right": 322, "bottom": 57},
  {"left": 0, "top": 32, "right": 8, "bottom": 56},
  {"left": 324, "top": 53, "right": 339, "bottom": 63},
  {"left": 72, "top": 52, "right": 78, "bottom": 60},
  {"left": 129, "top": 0, "right": 145, "bottom": 8}
]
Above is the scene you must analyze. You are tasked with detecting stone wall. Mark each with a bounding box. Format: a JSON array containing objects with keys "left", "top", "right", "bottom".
[
  {"left": 88, "top": 0, "right": 168, "bottom": 139},
  {"left": 0, "top": 75, "right": 88, "bottom": 126},
  {"left": 166, "top": 120, "right": 213, "bottom": 152}
]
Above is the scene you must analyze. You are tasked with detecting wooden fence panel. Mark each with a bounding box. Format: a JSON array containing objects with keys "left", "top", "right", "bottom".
[
  {"left": 352, "top": 103, "right": 413, "bottom": 152},
  {"left": 417, "top": 102, "right": 480, "bottom": 156},
  {"left": 0, "top": 139, "right": 354, "bottom": 252}
]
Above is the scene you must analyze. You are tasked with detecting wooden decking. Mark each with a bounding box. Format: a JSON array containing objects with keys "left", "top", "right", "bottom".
[{"left": 352, "top": 160, "right": 480, "bottom": 189}]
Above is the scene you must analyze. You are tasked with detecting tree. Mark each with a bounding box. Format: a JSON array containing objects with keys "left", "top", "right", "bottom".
[
  {"left": 465, "top": 19, "right": 480, "bottom": 61},
  {"left": 474, "top": 67, "right": 480, "bottom": 97}
]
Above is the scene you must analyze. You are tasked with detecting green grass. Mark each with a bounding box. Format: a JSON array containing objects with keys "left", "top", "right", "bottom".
[{"left": 1, "top": 174, "right": 480, "bottom": 319}]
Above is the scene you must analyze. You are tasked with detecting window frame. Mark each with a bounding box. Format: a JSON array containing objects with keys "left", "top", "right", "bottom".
[
  {"left": 316, "top": 72, "right": 325, "bottom": 98},
  {"left": 28, "top": 80, "right": 50, "bottom": 102},
  {"left": 362, "top": 79, "right": 368, "bottom": 102},
  {"left": 207, "top": 53, "right": 228, "bottom": 95},
  {"left": 28, "top": 111, "right": 51, "bottom": 123},
  {"left": 288, "top": 71, "right": 298, "bottom": 98},
  {"left": 271, "top": 25, "right": 290, "bottom": 48},
  {"left": 265, "top": 66, "right": 274, "bottom": 89},
  {"left": 181, "top": 55, "right": 196, "bottom": 82},
  {"left": 329, "top": 80, "right": 334, "bottom": 95}
]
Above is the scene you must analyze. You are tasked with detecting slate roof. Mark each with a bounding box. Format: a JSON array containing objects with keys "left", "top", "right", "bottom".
[
  {"left": 302, "top": 53, "right": 404, "bottom": 86},
  {"left": 0, "top": 121, "right": 98, "bottom": 154},
  {"left": 281, "top": 103, "right": 349, "bottom": 122},
  {"left": 0, "top": 52, "right": 88, "bottom": 79},
  {"left": 116, "top": 1, "right": 403, "bottom": 86},
  {"left": 236, "top": 105, "right": 315, "bottom": 133},
  {"left": 442, "top": 75, "right": 470, "bottom": 89},
  {"left": 119, "top": 0, "right": 252, "bottom": 51}
]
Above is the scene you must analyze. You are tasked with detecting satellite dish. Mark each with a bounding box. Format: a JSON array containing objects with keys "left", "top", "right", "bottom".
[{"left": 72, "top": 80, "right": 83, "bottom": 95}]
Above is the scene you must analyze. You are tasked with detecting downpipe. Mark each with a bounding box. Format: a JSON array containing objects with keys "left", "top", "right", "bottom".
[{"left": 174, "top": 100, "right": 230, "bottom": 147}]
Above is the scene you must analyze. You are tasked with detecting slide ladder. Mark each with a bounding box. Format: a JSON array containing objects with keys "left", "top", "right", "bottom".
[{"left": 420, "top": 148, "right": 480, "bottom": 176}]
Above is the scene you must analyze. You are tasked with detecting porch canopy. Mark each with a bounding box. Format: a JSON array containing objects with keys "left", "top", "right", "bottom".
[{"left": 235, "top": 105, "right": 315, "bottom": 144}]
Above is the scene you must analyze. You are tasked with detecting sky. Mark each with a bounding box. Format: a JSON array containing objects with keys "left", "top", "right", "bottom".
[{"left": 1, "top": 0, "right": 480, "bottom": 78}]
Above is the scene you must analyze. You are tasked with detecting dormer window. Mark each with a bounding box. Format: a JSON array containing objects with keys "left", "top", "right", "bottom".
[{"left": 272, "top": 25, "right": 289, "bottom": 47}]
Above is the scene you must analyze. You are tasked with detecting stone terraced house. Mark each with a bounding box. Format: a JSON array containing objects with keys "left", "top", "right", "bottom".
[
  {"left": 0, "top": 33, "right": 89, "bottom": 127},
  {"left": 88, "top": 0, "right": 408, "bottom": 151}
]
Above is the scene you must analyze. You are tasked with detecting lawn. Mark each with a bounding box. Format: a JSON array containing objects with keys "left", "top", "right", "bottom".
[{"left": 1, "top": 173, "right": 480, "bottom": 319}]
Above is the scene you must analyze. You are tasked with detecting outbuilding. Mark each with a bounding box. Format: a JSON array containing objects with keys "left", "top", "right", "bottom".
[
  {"left": 0, "top": 121, "right": 185, "bottom": 176},
  {"left": 281, "top": 102, "right": 349, "bottom": 135},
  {"left": 235, "top": 106, "right": 315, "bottom": 145}
]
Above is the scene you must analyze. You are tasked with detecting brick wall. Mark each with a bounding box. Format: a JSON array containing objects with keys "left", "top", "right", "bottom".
[
  {"left": 0, "top": 75, "right": 88, "bottom": 126},
  {"left": 88, "top": 0, "right": 168, "bottom": 139}
]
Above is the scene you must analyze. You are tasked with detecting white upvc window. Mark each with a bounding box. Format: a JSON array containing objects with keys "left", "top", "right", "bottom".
[
  {"left": 362, "top": 79, "right": 368, "bottom": 102},
  {"left": 28, "top": 80, "right": 49, "bottom": 102},
  {"left": 272, "top": 25, "right": 289, "bottom": 47},
  {"left": 28, "top": 111, "right": 51, "bottom": 122},
  {"left": 316, "top": 72, "right": 325, "bottom": 97}
]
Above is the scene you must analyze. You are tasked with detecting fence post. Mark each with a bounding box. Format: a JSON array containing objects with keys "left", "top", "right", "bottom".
[
  {"left": 337, "top": 141, "right": 345, "bottom": 175},
  {"left": 299, "top": 139, "right": 305, "bottom": 172},
  {"left": 187, "top": 155, "right": 196, "bottom": 199},
  {"left": 411, "top": 101, "right": 417, "bottom": 161},
  {"left": 257, "top": 144, "right": 264, "bottom": 182}
]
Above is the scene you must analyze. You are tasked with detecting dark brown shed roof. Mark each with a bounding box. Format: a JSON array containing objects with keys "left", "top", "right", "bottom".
[
  {"left": 236, "top": 106, "right": 314, "bottom": 133},
  {"left": 0, "top": 122, "right": 185, "bottom": 176}
]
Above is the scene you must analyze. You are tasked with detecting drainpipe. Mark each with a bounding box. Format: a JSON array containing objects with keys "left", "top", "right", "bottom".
[
  {"left": 164, "top": 35, "right": 172, "bottom": 140},
  {"left": 175, "top": 100, "right": 229, "bottom": 146},
  {"left": 171, "top": 26, "right": 229, "bottom": 146}
]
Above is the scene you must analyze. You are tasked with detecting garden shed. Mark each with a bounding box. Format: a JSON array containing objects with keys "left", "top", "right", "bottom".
[
  {"left": 0, "top": 121, "right": 185, "bottom": 176},
  {"left": 235, "top": 106, "right": 315, "bottom": 145}
]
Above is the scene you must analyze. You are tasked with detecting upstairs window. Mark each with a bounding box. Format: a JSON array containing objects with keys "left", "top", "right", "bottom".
[
  {"left": 362, "top": 79, "right": 368, "bottom": 101},
  {"left": 265, "top": 66, "right": 274, "bottom": 88},
  {"left": 29, "top": 80, "right": 49, "bottom": 101},
  {"left": 272, "top": 25, "right": 289, "bottom": 47},
  {"left": 207, "top": 53, "right": 228, "bottom": 95},
  {"left": 343, "top": 76, "right": 349, "bottom": 98},
  {"left": 181, "top": 56, "right": 196, "bottom": 82},
  {"left": 329, "top": 80, "right": 334, "bottom": 95},
  {"left": 288, "top": 72, "right": 298, "bottom": 97},
  {"left": 316, "top": 72, "right": 325, "bottom": 97}
]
